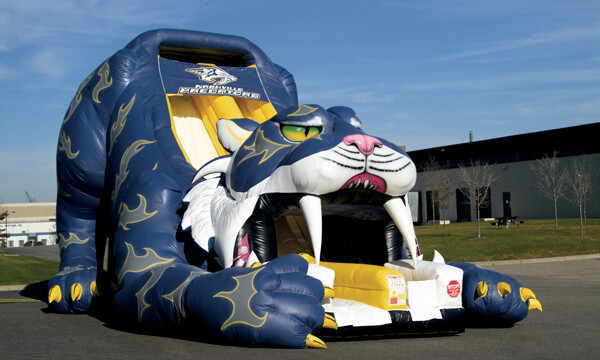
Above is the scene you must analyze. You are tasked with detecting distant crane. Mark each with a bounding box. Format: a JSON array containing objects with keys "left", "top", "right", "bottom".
[{"left": 25, "top": 190, "right": 36, "bottom": 203}]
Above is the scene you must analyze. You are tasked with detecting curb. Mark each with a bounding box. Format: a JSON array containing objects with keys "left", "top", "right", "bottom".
[
  {"left": 0, "top": 285, "right": 28, "bottom": 291},
  {"left": 473, "top": 253, "right": 600, "bottom": 266},
  {"left": 2, "top": 253, "right": 599, "bottom": 292}
]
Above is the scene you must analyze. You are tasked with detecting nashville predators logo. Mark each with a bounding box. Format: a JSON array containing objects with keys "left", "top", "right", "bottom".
[{"left": 186, "top": 66, "right": 237, "bottom": 86}]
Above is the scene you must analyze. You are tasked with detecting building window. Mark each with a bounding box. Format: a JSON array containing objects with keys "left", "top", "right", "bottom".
[
  {"left": 480, "top": 190, "right": 492, "bottom": 219},
  {"left": 456, "top": 188, "right": 471, "bottom": 222},
  {"left": 455, "top": 188, "right": 493, "bottom": 221}
]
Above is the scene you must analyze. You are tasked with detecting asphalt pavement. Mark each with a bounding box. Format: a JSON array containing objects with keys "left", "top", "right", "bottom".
[{"left": 1, "top": 246, "right": 599, "bottom": 359}]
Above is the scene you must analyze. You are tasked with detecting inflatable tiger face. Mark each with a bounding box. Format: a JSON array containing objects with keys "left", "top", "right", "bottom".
[{"left": 183, "top": 104, "right": 421, "bottom": 270}]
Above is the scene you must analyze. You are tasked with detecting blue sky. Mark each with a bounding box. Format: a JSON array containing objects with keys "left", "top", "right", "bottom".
[{"left": 1, "top": 0, "right": 599, "bottom": 203}]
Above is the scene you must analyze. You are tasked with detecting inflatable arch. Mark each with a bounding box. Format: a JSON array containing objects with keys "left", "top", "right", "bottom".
[{"left": 48, "top": 29, "right": 541, "bottom": 348}]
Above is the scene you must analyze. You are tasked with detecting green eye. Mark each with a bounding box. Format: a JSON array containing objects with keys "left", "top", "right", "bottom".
[{"left": 281, "top": 125, "right": 321, "bottom": 142}]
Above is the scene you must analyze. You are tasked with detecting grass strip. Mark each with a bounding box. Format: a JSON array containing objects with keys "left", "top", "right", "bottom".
[
  {"left": 0, "top": 218, "right": 598, "bottom": 285},
  {"left": 417, "top": 218, "right": 600, "bottom": 262},
  {"left": 0, "top": 254, "right": 59, "bottom": 286}
]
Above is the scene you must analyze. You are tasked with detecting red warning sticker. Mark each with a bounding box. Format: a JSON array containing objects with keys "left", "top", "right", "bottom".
[{"left": 447, "top": 280, "right": 461, "bottom": 298}]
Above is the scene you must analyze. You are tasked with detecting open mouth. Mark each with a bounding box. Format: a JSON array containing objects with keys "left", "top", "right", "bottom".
[
  {"left": 341, "top": 173, "right": 386, "bottom": 193},
  {"left": 233, "top": 189, "right": 419, "bottom": 268}
]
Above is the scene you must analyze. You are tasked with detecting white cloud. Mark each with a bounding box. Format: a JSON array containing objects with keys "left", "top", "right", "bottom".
[
  {"left": 402, "top": 68, "right": 600, "bottom": 92},
  {"left": 0, "top": 0, "right": 200, "bottom": 53},
  {"left": 435, "top": 25, "right": 600, "bottom": 62},
  {"left": 26, "top": 48, "right": 68, "bottom": 79}
]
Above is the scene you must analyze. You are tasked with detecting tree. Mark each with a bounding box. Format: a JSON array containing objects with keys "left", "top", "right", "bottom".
[
  {"left": 0, "top": 209, "right": 9, "bottom": 248},
  {"left": 565, "top": 157, "right": 594, "bottom": 237},
  {"left": 458, "top": 160, "right": 497, "bottom": 238},
  {"left": 436, "top": 176, "right": 453, "bottom": 228},
  {"left": 530, "top": 151, "right": 567, "bottom": 228},
  {"left": 422, "top": 156, "right": 453, "bottom": 226}
]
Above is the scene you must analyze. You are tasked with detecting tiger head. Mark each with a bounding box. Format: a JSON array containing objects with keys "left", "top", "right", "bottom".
[{"left": 183, "top": 104, "right": 420, "bottom": 270}]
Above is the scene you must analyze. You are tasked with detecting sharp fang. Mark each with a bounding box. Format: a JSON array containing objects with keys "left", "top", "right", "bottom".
[
  {"left": 384, "top": 197, "right": 420, "bottom": 268},
  {"left": 299, "top": 195, "right": 323, "bottom": 265}
]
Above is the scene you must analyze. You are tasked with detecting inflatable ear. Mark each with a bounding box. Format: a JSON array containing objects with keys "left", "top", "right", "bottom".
[
  {"left": 216, "top": 118, "right": 259, "bottom": 152},
  {"left": 328, "top": 106, "right": 363, "bottom": 129}
]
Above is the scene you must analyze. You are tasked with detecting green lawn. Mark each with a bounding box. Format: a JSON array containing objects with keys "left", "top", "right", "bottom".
[
  {"left": 0, "top": 218, "right": 599, "bottom": 286},
  {"left": 416, "top": 218, "right": 600, "bottom": 262},
  {"left": 0, "top": 254, "right": 59, "bottom": 286}
]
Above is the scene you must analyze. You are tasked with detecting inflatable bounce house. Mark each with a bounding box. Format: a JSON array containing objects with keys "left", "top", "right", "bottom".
[{"left": 48, "top": 29, "right": 541, "bottom": 348}]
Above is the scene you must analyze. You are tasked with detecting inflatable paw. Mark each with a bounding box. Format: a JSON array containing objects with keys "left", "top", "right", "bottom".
[
  {"left": 113, "top": 254, "right": 336, "bottom": 348},
  {"left": 189, "top": 254, "right": 335, "bottom": 348},
  {"left": 47, "top": 265, "right": 99, "bottom": 313},
  {"left": 450, "top": 263, "right": 542, "bottom": 325}
]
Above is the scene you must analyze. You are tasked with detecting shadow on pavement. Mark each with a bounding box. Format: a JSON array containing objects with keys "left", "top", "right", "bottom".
[{"left": 19, "top": 280, "right": 49, "bottom": 302}]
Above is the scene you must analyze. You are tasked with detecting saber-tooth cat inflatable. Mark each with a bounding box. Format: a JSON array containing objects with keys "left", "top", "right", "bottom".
[{"left": 49, "top": 29, "right": 541, "bottom": 348}]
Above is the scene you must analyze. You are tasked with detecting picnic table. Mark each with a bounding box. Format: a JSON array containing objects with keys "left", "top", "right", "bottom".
[{"left": 491, "top": 216, "right": 524, "bottom": 229}]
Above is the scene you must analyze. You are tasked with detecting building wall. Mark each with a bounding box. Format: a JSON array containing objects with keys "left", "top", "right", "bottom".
[
  {"left": 6, "top": 234, "right": 29, "bottom": 248},
  {"left": 2, "top": 202, "right": 57, "bottom": 248},
  {"left": 411, "top": 154, "right": 599, "bottom": 223}
]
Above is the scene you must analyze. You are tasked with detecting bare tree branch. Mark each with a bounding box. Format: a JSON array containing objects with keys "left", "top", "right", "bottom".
[
  {"left": 422, "top": 156, "right": 454, "bottom": 226},
  {"left": 458, "top": 160, "right": 498, "bottom": 238},
  {"left": 530, "top": 151, "right": 567, "bottom": 228},
  {"left": 565, "top": 157, "right": 594, "bottom": 237}
]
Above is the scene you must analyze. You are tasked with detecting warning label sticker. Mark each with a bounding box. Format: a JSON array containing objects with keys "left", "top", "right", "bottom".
[
  {"left": 447, "top": 280, "right": 461, "bottom": 298},
  {"left": 386, "top": 275, "right": 406, "bottom": 306}
]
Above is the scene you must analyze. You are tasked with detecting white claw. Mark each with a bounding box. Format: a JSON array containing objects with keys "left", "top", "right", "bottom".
[
  {"left": 384, "top": 197, "right": 421, "bottom": 268},
  {"left": 299, "top": 195, "right": 323, "bottom": 265}
]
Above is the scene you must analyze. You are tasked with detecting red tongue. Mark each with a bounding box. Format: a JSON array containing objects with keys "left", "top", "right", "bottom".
[{"left": 341, "top": 173, "right": 387, "bottom": 193}]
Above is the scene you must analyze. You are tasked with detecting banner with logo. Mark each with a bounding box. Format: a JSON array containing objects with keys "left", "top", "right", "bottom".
[{"left": 159, "top": 57, "right": 268, "bottom": 101}]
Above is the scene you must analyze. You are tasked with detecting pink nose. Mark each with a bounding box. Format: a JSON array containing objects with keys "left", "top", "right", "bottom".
[{"left": 343, "top": 134, "right": 383, "bottom": 155}]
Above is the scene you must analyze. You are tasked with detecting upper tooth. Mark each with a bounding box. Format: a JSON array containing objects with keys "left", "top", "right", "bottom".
[
  {"left": 299, "top": 195, "right": 323, "bottom": 264},
  {"left": 384, "top": 197, "right": 421, "bottom": 268}
]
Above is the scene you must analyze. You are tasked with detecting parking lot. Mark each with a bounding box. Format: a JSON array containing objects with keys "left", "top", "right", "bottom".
[{"left": 1, "top": 247, "right": 599, "bottom": 359}]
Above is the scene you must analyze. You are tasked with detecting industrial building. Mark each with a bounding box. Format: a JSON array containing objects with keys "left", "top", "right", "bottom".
[
  {"left": 408, "top": 122, "right": 599, "bottom": 224},
  {"left": 1, "top": 202, "right": 57, "bottom": 248}
]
